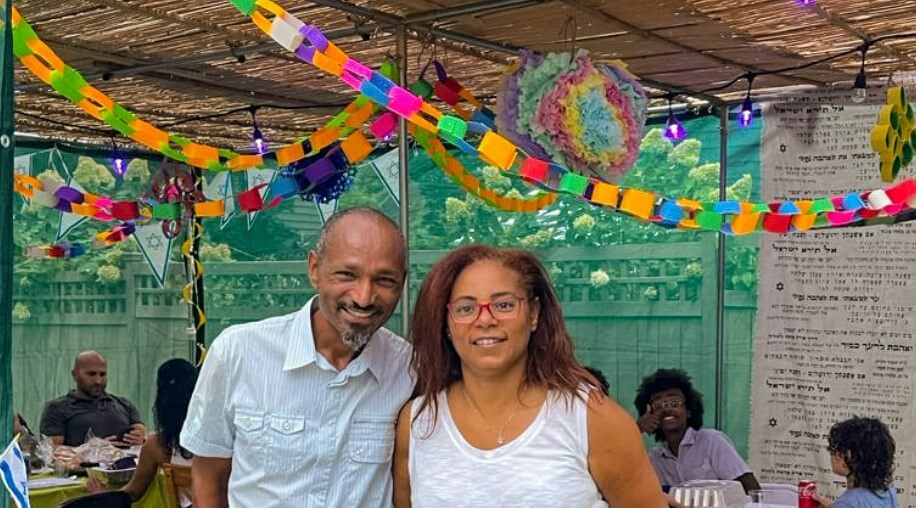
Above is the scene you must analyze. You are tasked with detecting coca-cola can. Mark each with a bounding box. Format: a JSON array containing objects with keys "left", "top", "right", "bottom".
[{"left": 798, "top": 480, "right": 817, "bottom": 508}]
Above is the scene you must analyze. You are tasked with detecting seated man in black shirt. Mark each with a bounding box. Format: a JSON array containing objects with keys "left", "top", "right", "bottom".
[{"left": 40, "top": 351, "right": 146, "bottom": 447}]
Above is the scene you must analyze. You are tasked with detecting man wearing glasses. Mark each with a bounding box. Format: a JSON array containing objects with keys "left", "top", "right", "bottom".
[{"left": 634, "top": 368, "right": 761, "bottom": 494}]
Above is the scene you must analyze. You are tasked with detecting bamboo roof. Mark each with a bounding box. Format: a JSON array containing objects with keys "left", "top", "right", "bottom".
[{"left": 11, "top": 0, "right": 916, "bottom": 150}]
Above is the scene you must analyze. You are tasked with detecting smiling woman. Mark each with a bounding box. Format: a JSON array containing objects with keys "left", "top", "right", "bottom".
[{"left": 392, "top": 244, "right": 667, "bottom": 508}]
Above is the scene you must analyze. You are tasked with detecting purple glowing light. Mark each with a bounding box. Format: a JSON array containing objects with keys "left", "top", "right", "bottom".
[
  {"left": 252, "top": 125, "right": 266, "bottom": 154},
  {"left": 738, "top": 97, "right": 754, "bottom": 128},
  {"left": 112, "top": 157, "right": 126, "bottom": 175},
  {"left": 664, "top": 116, "right": 687, "bottom": 142}
]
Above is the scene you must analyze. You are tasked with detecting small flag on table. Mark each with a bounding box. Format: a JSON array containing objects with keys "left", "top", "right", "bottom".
[{"left": 0, "top": 436, "right": 30, "bottom": 508}]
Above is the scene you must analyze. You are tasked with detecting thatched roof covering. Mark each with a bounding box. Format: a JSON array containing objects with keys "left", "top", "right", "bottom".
[{"left": 12, "top": 0, "right": 916, "bottom": 150}]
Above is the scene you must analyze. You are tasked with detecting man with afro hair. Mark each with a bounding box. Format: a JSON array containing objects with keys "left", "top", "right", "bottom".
[{"left": 635, "top": 368, "right": 760, "bottom": 494}]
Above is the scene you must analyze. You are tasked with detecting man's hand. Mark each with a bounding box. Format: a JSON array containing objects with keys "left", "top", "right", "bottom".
[
  {"left": 637, "top": 405, "right": 659, "bottom": 434},
  {"left": 122, "top": 424, "right": 146, "bottom": 446}
]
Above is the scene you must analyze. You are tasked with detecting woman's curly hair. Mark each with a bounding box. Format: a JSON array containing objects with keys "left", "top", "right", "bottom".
[
  {"left": 634, "top": 368, "right": 704, "bottom": 442},
  {"left": 828, "top": 417, "right": 895, "bottom": 491}
]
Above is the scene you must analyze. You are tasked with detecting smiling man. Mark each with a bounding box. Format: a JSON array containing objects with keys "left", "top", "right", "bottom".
[
  {"left": 634, "top": 369, "right": 761, "bottom": 494},
  {"left": 181, "top": 207, "right": 413, "bottom": 508}
]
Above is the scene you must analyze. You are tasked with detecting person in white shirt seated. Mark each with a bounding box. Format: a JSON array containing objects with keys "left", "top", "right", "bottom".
[
  {"left": 635, "top": 368, "right": 761, "bottom": 494},
  {"left": 393, "top": 244, "right": 666, "bottom": 508}
]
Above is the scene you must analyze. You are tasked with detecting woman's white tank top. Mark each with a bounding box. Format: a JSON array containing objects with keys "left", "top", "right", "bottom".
[{"left": 408, "top": 389, "right": 608, "bottom": 508}]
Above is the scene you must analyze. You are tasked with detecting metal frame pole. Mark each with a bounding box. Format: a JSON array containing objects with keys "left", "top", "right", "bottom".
[
  {"left": 397, "top": 28, "right": 411, "bottom": 338},
  {"left": 1, "top": 0, "right": 15, "bottom": 484},
  {"left": 714, "top": 105, "right": 729, "bottom": 430}
]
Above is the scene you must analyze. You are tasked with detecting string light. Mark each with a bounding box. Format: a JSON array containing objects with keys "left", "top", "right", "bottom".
[
  {"left": 110, "top": 138, "right": 127, "bottom": 176},
  {"left": 852, "top": 42, "right": 870, "bottom": 104},
  {"left": 738, "top": 75, "right": 755, "bottom": 128},
  {"left": 663, "top": 96, "right": 687, "bottom": 142},
  {"left": 250, "top": 106, "right": 266, "bottom": 154}
]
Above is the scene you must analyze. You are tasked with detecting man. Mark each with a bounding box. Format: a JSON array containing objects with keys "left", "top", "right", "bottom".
[
  {"left": 635, "top": 368, "right": 761, "bottom": 494},
  {"left": 181, "top": 207, "right": 413, "bottom": 508},
  {"left": 40, "top": 351, "right": 146, "bottom": 447}
]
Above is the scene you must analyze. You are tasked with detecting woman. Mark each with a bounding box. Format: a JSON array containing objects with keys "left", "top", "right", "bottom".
[
  {"left": 88, "top": 358, "right": 197, "bottom": 505},
  {"left": 815, "top": 417, "right": 897, "bottom": 508},
  {"left": 393, "top": 244, "right": 665, "bottom": 508}
]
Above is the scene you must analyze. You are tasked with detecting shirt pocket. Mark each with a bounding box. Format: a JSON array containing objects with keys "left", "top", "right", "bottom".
[
  {"left": 264, "top": 413, "right": 307, "bottom": 475},
  {"left": 348, "top": 415, "right": 396, "bottom": 464},
  {"left": 232, "top": 409, "right": 265, "bottom": 458}
]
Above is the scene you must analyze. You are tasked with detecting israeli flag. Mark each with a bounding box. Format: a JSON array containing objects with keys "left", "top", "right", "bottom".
[{"left": 0, "top": 438, "right": 30, "bottom": 508}]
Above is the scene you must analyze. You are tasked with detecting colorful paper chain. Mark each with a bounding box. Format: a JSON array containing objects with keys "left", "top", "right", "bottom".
[
  {"left": 24, "top": 223, "right": 137, "bottom": 259},
  {"left": 235, "top": 0, "right": 916, "bottom": 234},
  {"left": 871, "top": 86, "right": 916, "bottom": 182},
  {"left": 11, "top": 6, "right": 375, "bottom": 172},
  {"left": 11, "top": 6, "right": 548, "bottom": 214},
  {"left": 411, "top": 61, "right": 555, "bottom": 211}
]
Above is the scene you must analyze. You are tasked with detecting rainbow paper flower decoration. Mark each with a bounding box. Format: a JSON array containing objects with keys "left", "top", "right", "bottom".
[{"left": 499, "top": 50, "right": 647, "bottom": 182}]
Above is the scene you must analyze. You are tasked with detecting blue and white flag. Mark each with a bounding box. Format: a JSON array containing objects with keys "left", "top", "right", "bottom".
[{"left": 0, "top": 438, "right": 30, "bottom": 508}]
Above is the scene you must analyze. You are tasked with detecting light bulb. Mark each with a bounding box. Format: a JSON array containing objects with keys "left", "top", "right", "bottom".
[
  {"left": 664, "top": 116, "right": 687, "bottom": 142},
  {"left": 252, "top": 125, "right": 266, "bottom": 154},
  {"left": 852, "top": 69, "right": 867, "bottom": 104},
  {"left": 111, "top": 153, "right": 127, "bottom": 176},
  {"left": 738, "top": 97, "right": 754, "bottom": 128}
]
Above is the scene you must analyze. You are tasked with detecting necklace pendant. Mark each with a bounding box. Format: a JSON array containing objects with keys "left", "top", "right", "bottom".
[{"left": 496, "top": 434, "right": 505, "bottom": 445}]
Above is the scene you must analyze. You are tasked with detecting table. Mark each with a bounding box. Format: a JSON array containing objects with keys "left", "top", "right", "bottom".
[{"left": 28, "top": 472, "right": 169, "bottom": 508}]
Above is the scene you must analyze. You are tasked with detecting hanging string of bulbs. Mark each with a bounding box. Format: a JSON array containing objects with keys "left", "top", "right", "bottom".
[{"left": 662, "top": 30, "right": 916, "bottom": 141}]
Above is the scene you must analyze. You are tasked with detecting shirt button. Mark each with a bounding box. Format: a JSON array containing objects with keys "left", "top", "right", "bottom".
[{"left": 283, "top": 421, "right": 291, "bottom": 431}]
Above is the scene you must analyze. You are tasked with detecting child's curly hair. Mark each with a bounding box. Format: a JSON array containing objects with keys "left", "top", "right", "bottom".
[{"left": 827, "top": 417, "right": 895, "bottom": 491}]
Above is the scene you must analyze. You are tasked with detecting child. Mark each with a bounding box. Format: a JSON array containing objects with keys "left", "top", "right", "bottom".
[{"left": 815, "top": 417, "right": 897, "bottom": 508}]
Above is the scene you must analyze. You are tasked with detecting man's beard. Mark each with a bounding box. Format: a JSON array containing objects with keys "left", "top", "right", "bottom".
[{"left": 342, "top": 328, "right": 373, "bottom": 351}]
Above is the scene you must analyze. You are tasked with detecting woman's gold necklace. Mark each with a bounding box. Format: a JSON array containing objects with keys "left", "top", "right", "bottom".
[{"left": 461, "top": 385, "right": 523, "bottom": 445}]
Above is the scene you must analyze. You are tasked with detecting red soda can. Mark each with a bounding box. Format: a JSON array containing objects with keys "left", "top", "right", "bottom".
[{"left": 798, "top": 480, "right": 817, "bottom": 508}]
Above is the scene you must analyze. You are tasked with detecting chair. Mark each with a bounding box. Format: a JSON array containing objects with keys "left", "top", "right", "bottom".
[
  {"left": 57, "top": 491, "right": 132, "bottom": 508},
  {"left": 162, "top": 463, "right": 193, "bottom": 508}
]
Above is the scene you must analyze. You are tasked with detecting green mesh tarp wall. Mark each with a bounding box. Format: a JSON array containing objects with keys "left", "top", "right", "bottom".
[{"left": 10, "top": 113, "right": 762, "bottom": 460}]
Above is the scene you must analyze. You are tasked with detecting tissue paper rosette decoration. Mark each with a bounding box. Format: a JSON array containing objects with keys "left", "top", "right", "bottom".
[
  {"left": 497, "top": 50, "right": 550, "bottom": 160},
  {"left": 500, "top": 49, "right": 647, "bottom": 182}
]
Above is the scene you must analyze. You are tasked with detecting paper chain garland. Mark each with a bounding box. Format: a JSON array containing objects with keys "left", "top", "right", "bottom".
[
  {"left": 234, "top": 0, "right": 916, "bottom": 234},
  {"left": 411, "top": 61, "right": 556, "bottom": 211},
  {"left": 11, "top": 3, "right": 916, "bottom": 235},
  {"left": 24, "top": 223, "right": 136, "bottom": 259},
  {"left": 871, "top": 86, "right": 916, "bottom": 182},
  {"left": 11, "top": 6, "right": 549, "bottom": 214}
]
